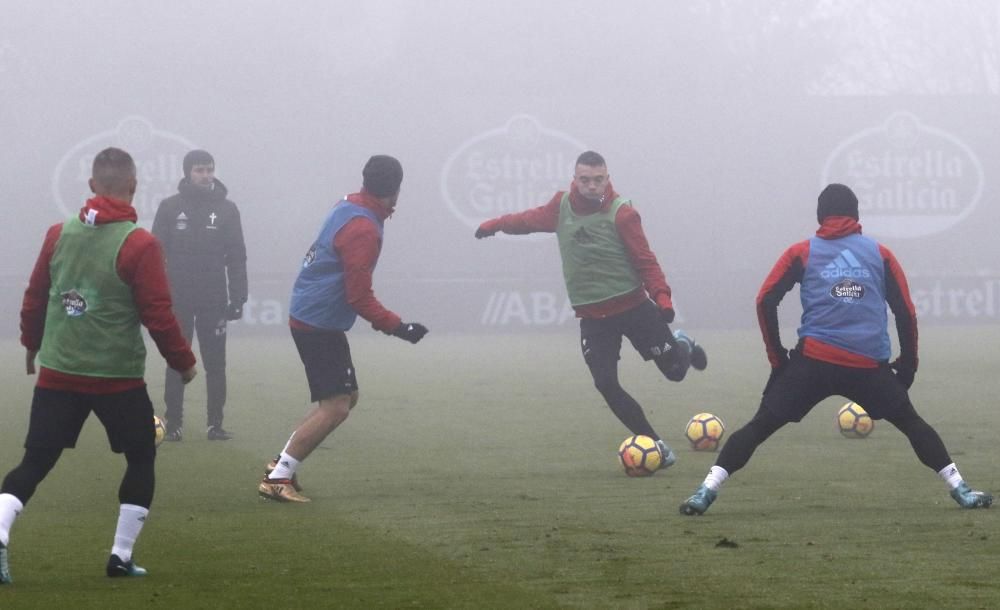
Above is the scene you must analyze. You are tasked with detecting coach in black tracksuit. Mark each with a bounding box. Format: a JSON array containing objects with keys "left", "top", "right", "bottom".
[{"left": 152, "top": 150, "right": 247, "bottom": 441}]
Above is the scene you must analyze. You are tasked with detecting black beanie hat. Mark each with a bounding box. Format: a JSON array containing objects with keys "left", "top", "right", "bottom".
[
  {"left": 817, "top": 183, "right": 859, "bottom": 223},
  {"left": 362, "top": 155, "right": 403, "bottom": 197},
  {"left": 183, "top": 149, "right": 215, "bottom": 178}
]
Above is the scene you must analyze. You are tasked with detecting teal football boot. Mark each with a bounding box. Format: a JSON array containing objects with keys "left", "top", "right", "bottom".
[
  {"left": 679, "top": 484, "right": 718, "bottom": 516},
  {"left": 950, "top": 482, "right": 993, "bottom": 509}
]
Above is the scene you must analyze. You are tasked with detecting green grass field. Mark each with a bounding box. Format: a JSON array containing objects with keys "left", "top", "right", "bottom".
[{"left": 0, "top": 327, "right": 997, "bottom": 609}]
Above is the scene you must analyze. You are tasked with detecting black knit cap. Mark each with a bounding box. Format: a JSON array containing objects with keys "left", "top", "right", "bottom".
[
  {"left": 183, "top": 149, "right": 215, "bottom": 178},
  {"left": 817, "top": 183, "right": 859, "bottom": 223},
  {"left": 362, "top": 155, "right": 403, "bottom": 197}
]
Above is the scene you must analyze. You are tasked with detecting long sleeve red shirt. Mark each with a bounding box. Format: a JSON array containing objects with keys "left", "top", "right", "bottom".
[
  {"left": 478, "top": 183, "right": 673, "bottom": 319},
  {"left": 20, "top": 196, "right": 196, "bottom": 393}
]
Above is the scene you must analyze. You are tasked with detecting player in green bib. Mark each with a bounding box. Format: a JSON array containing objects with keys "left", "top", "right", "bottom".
[
  {"left": 476, "top": 151, "right": 707, "bottom": 468},
  {"left": 0, "top": 148, "right": 197, "bottom": 584}
]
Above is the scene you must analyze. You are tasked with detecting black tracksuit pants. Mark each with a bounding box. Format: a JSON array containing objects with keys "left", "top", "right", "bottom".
[{"left": 164, "top": 301, "right": 228, "bottom": 430}]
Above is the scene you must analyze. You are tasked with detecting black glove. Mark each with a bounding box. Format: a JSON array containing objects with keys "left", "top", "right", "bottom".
[
  {"left": 762, "top": 348, "right": 790, "bottom": 395},
  {"left": 474, "top": 227, "right": 494, "bottom": 239},
  {"left": 225, "top": 302, "right": 244, "bottom": 321},
  {"left": 891, "top": 358, "right": 916, "bottom": 389},
  {"left": 660, "top": 307, "right": 675, "bottom": 324},
  {"left": 392, "top": 322, "right": 428, "bottom": 344}
]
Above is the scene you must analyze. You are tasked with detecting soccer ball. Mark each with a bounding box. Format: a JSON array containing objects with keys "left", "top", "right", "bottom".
[
  {"left": 837, "top": 402, "right": 873, "bottom": 438},
  {"left": 153, "top": 415, "right": 167, "bottom": 447},
  {"left": 684, "top": 413, "right": 725, "bottom": 451},
  {"left": 617, "top": 434, "right": 662, "bottom": 477}
]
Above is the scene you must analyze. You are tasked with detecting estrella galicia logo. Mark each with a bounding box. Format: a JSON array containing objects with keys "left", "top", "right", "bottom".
[
  {"left": 820, "top": 249, "right": 870, "bottom": 279},
  {"left": 830, "top": 279, "right": 865, "bottom": 301},
  {"left": 61, "top": 289, "right": 87, "bottom": 317},
  {"left": 441, "top": 115, "right": 587, "bottom": 239},
  {"left": 302, "top": 244, "right": 317, "bottom": 268},
  {"left": 51, "top": 116, "right": 199, "bottom": 228},
  {"left": 822, "top": 112, "right": 984, "bottom": 239}
]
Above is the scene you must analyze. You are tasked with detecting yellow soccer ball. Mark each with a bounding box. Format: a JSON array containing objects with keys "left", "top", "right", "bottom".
[
  {"left": 684, "top": 413, "right": 726, "bottom": 451},
  {"left": 153, "top": 415, "right": 167, "bottom": 447},
  {"left": 617, "top": 434, "right": 662, "bottom": 477},
  {"left": 837, "top": 402, "right": 873, "bottom": 438}
]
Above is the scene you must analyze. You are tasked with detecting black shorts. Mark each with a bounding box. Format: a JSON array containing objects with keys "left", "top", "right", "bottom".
[
  {"left": 761, "top": 350, "right": 916, "bottom": 423},
  {"left": 24, "top": 385, "right": 156, "bottom": 453},
  {"left": 291, "top": 327, "right": 359, "bottom": 403},
  {"left": 579, "top": 299, "right": 673, "bottom": 367}
]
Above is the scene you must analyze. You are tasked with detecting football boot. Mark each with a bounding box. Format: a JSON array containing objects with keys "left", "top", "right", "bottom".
[
  {"left": 0, "top": 541, "right": 11, "bottom": 584},
  {"left": 207, "top": 426, "right": 233, "bottom": 441},
  {"left": 106, "top": 554, "right": 148, "bottom": 578},
  {"left": 950, "top": 482, "right": 993, "bottom": 509},
  {"left": 258, "top": 478, "right": 311, "bottom": 503},
  {"left": 265, "top": 457, "right": 303, "bottom": 492},
  {"left": 679, "top": 484, "right": 718, "bottom": 516},
  {"left": 655, "top": 439, "right": 677, "bottom": 470}
]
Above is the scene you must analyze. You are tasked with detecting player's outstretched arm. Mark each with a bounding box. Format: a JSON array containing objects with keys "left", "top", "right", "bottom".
[{"left": 474, "top": 194, "right": 562, "bottom": 239}]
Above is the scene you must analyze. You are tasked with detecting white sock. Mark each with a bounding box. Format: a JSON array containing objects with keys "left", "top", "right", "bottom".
[
  {"left": 937, "top": 463, "right": 963, "bottom": 490},
  {"left": 703, "top": 465, "right": 730, "bottom": 491},
  {"left": 268, "top": 452, "right": 301, "bottom": 481},
  {"left": 0, "top": 493, "right": 24, "bottom": 547},
  {"left": 281, "top": 432, "right": 296, "bottom": 455},
  {"left": 111, "top": 504, "right": 149, "bottom": 563}
]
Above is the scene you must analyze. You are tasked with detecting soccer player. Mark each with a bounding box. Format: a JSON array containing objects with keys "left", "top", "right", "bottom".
[
  {"left": 0, "top": 148, "right": 197, "bottom": 584},
  {"left": 474, "top": 150, "right": 707, "bottom": 467},
  {"left": 152, "top": 149, "right": 247, "bottom": 442},
  {"left": 679, "top": 183, "right": 993, "bottom": 515},
  {"left": 258, "top": 155, "right": 428, "bottom": 503}
]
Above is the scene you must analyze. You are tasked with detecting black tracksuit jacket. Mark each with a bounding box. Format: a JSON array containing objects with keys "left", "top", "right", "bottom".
[{"left": 152, "top": 178, "right": 248, "bottom": 309}]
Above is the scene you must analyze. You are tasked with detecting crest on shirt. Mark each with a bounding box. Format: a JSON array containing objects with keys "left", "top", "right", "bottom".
[
  {"left": 830, "top": 279, "right": 865, "bottom": 302},
  {"left": 61, "top": 289, "right": 87, "bottom": 317},
  {"left": 176, "top": 212, "right": 188, "bottom": 231},
  {"left": 302, "top": 245, "right": 317, "bottom": 268}
]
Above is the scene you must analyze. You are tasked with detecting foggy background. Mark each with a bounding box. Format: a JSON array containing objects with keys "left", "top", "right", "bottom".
[{"left": 3, "top": 0, "right": 999, "bottom": 338}]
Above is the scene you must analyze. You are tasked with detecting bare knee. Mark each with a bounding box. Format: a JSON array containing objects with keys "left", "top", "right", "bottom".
[{"left": 319, "top": 393, "right": 353, "bottom": 425}]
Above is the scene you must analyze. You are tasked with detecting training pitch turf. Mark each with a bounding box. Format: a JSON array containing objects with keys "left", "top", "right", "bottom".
[{"left": 0, "top": 328, "right": 997, "bottom": 609}]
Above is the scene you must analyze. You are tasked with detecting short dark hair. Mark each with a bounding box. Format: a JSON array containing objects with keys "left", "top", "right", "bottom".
[
  {"left": 575, "top": 150, "right": 606, "bottom": 168},
  {"left": 362, "top": 155, "right": 403, "bottom": 198},
  {"left": 91, "top": 147, "right": 136, "bottom": 195},
  {"left": 183, "top": 149, "right": 215, "bottom": 178},
  {"left": 817, "top": 183, "right": 859, "bottom": 223}
]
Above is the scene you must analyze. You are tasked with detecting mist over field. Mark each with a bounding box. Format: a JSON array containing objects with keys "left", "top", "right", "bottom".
[
  {"left": 2, "top": 4, "right": 1000, "bottom": 606},
  {"left": 2, "top": 0, "right": 999, "bottom": 338}
]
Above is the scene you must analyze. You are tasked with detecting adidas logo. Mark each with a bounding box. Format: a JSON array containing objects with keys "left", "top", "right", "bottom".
[
  {"left": 573, "top": 227, "right": 597, "bottom": 245},
  {"left": 821, "top": 249, "right": 870, "bottom": 279},
  {"left": 177, "top": 212, "right": 188, "bottom": 220}
]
